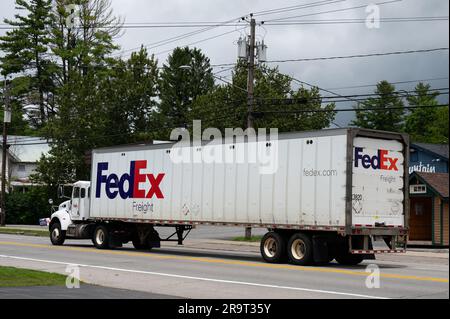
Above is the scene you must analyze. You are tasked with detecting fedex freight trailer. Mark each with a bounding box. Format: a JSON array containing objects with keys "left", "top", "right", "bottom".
[{"left": 49, "top": 128, "right": 409, "bottom": 265}]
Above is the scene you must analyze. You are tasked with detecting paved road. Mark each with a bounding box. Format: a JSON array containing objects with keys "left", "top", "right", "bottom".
[
  {"left": 0, "top": 231, "right": 448, "bottom": 299},
  {"left": 0, "top": 284, "right": 179, "bottom": 299}
]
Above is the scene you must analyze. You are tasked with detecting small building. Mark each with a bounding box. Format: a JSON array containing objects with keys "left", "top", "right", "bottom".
[
  {"left": 0, "top": 135, "right": 51, "bottom": 192},
  {"left": 409, "top": 142, "right": 448, "bottom": 174},
  {"left": 409, "top": 172, "right": 449, "bottom": 246}
]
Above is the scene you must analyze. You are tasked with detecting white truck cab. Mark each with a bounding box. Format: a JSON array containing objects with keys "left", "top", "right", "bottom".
[{"left": 49, "top": 181, "right": 91, "bottom": 245}]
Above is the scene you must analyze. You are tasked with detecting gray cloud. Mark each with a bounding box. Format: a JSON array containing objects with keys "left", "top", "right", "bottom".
[{"left": 1, "top": 0, "right": 448, "bottom": 126}]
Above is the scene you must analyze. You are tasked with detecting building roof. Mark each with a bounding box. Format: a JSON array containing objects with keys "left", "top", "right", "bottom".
[
  {"left": 6, "top": 135, "right": 51, "bottom": 163},
  {"left": 412, "top": 143, "right": 449, "bottom": 160},
  {"left": 411, "top": 172, "right": 449, "bottom": 198}
]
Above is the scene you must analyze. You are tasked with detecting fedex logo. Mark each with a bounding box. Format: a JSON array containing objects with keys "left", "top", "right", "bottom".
[
  {"left": 354, "top": 147, "right": 398, "bottom": 171},
  {"left": 96, "top": 161, "right": 165, "bottom": 199}
]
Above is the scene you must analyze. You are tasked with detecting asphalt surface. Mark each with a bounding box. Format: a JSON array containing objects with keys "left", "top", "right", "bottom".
[
  {"left": 0, "top": 284, "right": 179, "bottom": 299},
  {"left": 0, "top": 228, "right": 448, "bottom": 299}
]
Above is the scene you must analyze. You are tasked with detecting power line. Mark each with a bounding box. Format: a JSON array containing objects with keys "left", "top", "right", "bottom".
[
  {"left": 263, "top": 0, "right": 403, "bottom": 22},
  {"left": 111, "top": 16, "right": 247, "bottom": 58},
  {"left": 211, "top": 47, "right": 450, "bottom": 68},
  {"left": 264, "top": 16, "right": 449, "bottom": 25},
  {"left": 325, "top": 77, "right": 449, "bottom": 90},
  {"left": 253, "top": 104, "right": 449, "bottom": 115},
  {"left": 2, "top": 16, "right": 446, "bottom": 30},
  {"left": 253, "top": 0, "right": 347, "bottom": 17},
  {"left": 154, "top": 27, "right": 246, "bottom": 56},
  {"left": 265, "top": 48, "right": 449, "bottom": 63},
  {"left": 9, "top": 103, "right": 449, "bottom": 147}
]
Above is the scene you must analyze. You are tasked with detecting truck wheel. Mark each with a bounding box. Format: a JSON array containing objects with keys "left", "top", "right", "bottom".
[
  {"left": 92, "top": 225, "right": 110, "bottom": 249},
  {"left": 260, "top": 232, "right": 287, "bottom": 263},
  {"left": 50, "top": 222, "right": 66, "bottom": 246},
  {"left": 287, "top": 233, "right": 313, "bottom": 266},
  {"left": 335, "top": 253, "right": 364, "bottom": 266},
  {"left": 132, "top": 238, "right": 149, "bottom": 250}
]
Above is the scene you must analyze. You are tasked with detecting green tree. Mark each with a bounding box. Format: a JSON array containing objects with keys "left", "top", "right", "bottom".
[
  {"left": 51, "top": 0, "right": 122, "bottom": 83},
  {"left": 33, "top": 0, "right": 124, "bottom": 185},
  {"left": 0, "top": 0, "right": 56, "bottom": 128},
  {"left": 159, "top": 46, "right": 214, "bottom": 137},
  {"left": 351, "top": 81, "right": 405, "bottom": 131},
  {"left": 102, "top": 47, "right": 160, "bottom": 144},
  {"left": 404, "top": 83, "right": 448, "bottom": 143},
  {"left": 0, "top": 77, "right": 37, "bottom": 136},
  {"left": 191, "top": 62, "right": 336, "bottom": 133},
  {"left": 430, "top": 107, "right": 449, "bottom": 144}
]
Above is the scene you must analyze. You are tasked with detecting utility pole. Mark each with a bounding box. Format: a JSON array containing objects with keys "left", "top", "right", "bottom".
[
  {"left": 245, "top": 15, "right": 256, "bottom": 239},
  {"left": 1, "top": 77, "right": 10, "bottom": 227},
  {"left": 246, "top": 15, "right": 256, "bottom": 129}
]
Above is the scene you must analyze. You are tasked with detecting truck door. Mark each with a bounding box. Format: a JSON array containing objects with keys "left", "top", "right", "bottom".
[
  {"left": 79, "top": 187, "right": 89, "bottom": 219},
  {"left": 71, "top": 186, "right": 80, "bottom": 218}
]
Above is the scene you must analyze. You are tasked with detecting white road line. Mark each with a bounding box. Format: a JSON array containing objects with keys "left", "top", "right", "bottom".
[{"left": 0, "top": 254, "right": 388, "bottom": 299}]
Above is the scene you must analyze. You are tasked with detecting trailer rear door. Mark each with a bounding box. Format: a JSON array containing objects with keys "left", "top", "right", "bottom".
[{"left": 352, "top": 136, "right": 406, "bottom": 227}]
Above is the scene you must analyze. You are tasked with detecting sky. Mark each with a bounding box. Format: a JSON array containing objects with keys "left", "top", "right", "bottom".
[{"left": 0, "top": 0, "right": 449, "bottom": 126}]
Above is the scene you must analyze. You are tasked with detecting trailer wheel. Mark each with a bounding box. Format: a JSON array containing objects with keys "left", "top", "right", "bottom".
[
  {"left": 92, "top": 225, "right": 110, "bottom": 249},
  {"left": 335, "top": 253, "right": 364, "bottom": 266},
  {"left": 50, "top": 222, "right": 66, "bottom": 246},
  {"left": 260, "top": 232, "right": 287, "bottom": 263},
  {"left": 132, "top": 238, "right": 149, "bottom": 250},
  {"left": 287, "top": 233, "right": 313, "bottom": 266}
]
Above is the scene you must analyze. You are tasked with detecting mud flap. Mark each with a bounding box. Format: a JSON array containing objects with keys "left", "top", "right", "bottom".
[
  {"left": 148, "top": 229, "right": 161, "bottom": 248},
  {"left": 109, "top": 236, "right": 123, "bottom": 248},
  {"left": 312, "top": 235, "right": 329, "bottom": 263}
]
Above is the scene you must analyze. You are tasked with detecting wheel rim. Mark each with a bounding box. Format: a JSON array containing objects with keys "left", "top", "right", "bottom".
[
  {"left": 52, "top": 227, "right": 60, "bottom": 240},
  {"left": 96, "top": 229, "right": 105, "bottom": 245},
  {"left": 264, "top": 237, "right": 277, "bottom": 258},
  {"left": 291, "top": 238, "right": 306, "bottom": 260}
]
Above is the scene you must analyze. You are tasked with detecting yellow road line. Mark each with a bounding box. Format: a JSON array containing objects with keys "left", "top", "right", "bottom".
[{"left": 0, "top": 240, "right": 447, "bottom": 283}]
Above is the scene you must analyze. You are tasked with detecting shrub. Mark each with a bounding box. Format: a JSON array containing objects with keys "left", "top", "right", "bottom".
[{"left": 5, "top": 186, "right": 57, "bottom": 225}]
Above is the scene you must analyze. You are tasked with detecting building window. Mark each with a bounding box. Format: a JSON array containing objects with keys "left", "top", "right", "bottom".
[
  {"left": 18, "top": 164, "right": 26, "bottom": 172},
  {"left": 410, "top": 184, "right": 427, "bottom": 194}
]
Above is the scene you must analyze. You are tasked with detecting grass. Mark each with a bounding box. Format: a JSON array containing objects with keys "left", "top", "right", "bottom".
[
  {"left": 0, "top": 266, "right": 67, "bottom": 287},
  {"left": 231, "top": 235, "right": 263, "bottom": 242},
  {"left": 0, "top": 227, "right": 49, "bottom": 237}
]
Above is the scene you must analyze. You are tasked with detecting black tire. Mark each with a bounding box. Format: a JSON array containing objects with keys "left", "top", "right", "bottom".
[
  {"left": 335, "top": 253, "right": 364, "bottom": 265},
  {"left": 92, "top": 225, "right": 110, "bottom": 249},
  {"left": 50, "top": 222, "right": 66, "bottom": 246},
  {"left": 260, "top": 232, "right": 287, "bottom": 263},
  {"left": 132, "top": 238, "right": 149, "bottom": 250},
  {"left": 287, "top": 233, "right": 314, "bottom": 266}
]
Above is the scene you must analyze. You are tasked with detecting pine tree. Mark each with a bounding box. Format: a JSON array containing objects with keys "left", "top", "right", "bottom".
[
  {"left": 0, "top": 0, "right": 56, "bottom": 128},
  {"left": 404, "top": 83, "right": 448, "bottom": 143},
  {"left": 159, "top": 46, "right": 214, "bottom": 135},
  {"left": 351, "top": 81, "right": 405, "bottom": 131}
]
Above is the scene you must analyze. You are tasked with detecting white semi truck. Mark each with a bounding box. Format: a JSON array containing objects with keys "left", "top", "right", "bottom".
[{"left": 49, "top": 128, "right": 409, "bottom": 266}]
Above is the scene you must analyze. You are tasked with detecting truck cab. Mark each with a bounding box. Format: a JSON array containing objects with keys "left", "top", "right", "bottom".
[
  {"left": 49, "top": 181, "right": 91, "bottom": 245},
  {"left": 69, "top": 181, "right": 91, "bottom": 221}
]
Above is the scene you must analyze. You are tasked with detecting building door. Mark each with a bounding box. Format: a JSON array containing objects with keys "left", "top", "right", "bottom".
[{"left": 409, "top": 197, "right": 432, "bottom": 241}]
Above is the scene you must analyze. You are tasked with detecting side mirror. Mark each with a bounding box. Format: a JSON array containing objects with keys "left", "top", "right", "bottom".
[
  {"left": 57, "top": 185, "right": 64, "bottom": 199},
  {"left": 48, "top": 198, "right": 53, "bottom": 205}
]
